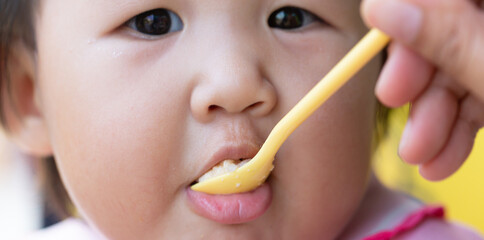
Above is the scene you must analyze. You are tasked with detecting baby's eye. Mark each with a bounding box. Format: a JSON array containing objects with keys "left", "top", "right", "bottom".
[
  {"left": 268, "top": 7, "right": 320, "bottom": 30},
  {"left": 126, "top": 9, "right": 183, "bottom": 36}
]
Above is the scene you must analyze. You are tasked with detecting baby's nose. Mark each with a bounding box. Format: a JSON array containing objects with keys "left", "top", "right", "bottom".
[{"left": 190, "top": 43, "right": 276, "bottom": 122}]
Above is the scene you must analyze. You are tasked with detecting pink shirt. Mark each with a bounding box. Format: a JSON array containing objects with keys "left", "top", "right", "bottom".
[
  {"left": 365, "top": 206, "right": 482, "bottom": 240},
  {"left": 24, "top": 206, "right": 482, "bottom": 239}
]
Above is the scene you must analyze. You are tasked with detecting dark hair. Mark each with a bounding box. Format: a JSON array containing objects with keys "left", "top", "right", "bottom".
[{"left": 0, "top": 0, "right": 73, "bottom": 220}]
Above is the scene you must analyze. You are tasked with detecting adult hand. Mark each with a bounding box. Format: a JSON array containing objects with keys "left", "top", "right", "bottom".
[{"left": 362, "top": 0, "right": 484, "bottom": 180}]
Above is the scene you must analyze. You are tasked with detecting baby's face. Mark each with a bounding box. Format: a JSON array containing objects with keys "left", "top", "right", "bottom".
[{"left": 34, "top": 0, "right": 380, "bottom": 238}]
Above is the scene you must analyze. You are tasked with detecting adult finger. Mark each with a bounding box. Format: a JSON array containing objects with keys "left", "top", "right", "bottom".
[
  {"left": 362, "top": 0, "right": 484, "bottom": 102},
  {"left": 419, "top": 95, "right": 484, "bottom": 180},
  {"left": 419, "top": 120, "right": 476, "bottom": 181},
  {"left": 376, "top": 43, "right": 434, "bottom": 108},
  {"left": 399, "top": 74, "right": 459, "bottom": 165}
]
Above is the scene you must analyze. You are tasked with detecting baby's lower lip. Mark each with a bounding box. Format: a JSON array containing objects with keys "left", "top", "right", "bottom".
[{"left": 186, "top": 183, "right": 272, "bottom": 224}]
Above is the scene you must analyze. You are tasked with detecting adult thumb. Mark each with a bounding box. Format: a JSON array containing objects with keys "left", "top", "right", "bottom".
[{"left": 362, "top": 0, "right": 484, "bottom": 101}]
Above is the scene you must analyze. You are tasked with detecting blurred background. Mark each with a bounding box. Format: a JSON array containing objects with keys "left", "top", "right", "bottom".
[
  {"left": 0, "top": 134, "right": 43, "bottom": 238},
  {"left": 0, "top": 105, "right": 483, "bottom": 238},
  {"left": 374, "top": 106, "right": 484, "bottom": 235}
]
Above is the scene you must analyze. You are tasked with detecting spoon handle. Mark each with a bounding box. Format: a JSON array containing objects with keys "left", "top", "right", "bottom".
[
  {"left": 191, "top": 29, "right": 390, "bottom": 195},
  {"left": 259, "top": 29, "right": 390, "bottom": 158}
]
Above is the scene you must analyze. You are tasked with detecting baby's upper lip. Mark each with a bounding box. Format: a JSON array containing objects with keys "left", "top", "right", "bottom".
[{"left": 194, "top": 142, "right": 260, "bottom": 183}]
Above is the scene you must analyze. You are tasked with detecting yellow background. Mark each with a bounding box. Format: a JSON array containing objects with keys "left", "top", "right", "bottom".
[{"left": 374, "top": 106, "right": 484, "bottom": 235}]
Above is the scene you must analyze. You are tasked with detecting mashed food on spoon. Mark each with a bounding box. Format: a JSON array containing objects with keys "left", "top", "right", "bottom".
[{"left": 198, "top": 159, "right": 250, "bottom": 183}]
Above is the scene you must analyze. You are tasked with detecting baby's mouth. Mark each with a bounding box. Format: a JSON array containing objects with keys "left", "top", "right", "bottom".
[
  {"left": 187, "top": 157, "right": 272, "bottom": 224},
  {"left": 196, "top": 159, "right": 250, "bottom": 183}
]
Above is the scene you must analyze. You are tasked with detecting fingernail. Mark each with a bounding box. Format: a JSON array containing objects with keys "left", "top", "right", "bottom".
[
  {"left": 398, "top": 120, "right": 411, "bottom": 159},
  {"left": 369, "top": 0, "right": 422, "bottom": 43}
]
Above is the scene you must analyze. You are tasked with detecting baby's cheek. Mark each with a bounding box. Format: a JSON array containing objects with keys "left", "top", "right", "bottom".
[
  {"left": 266, "top": 67, "right": 375, "bottom": 237},
  {"left": 53, "top": 136, "right": 175, "bottom": 237},
  {"left": 44, "top": 93, "right": 186, "bottom": 238},
  {"left": 270, "top": 120, "right": 372, "bottom": 238}
]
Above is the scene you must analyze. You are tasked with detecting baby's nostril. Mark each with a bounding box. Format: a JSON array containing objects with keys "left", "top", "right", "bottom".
[
  {"left": 247, "top": 102, "right": 263, "bottom": 110},
  {"left": 208, "top": 105, "right": 218, "bottom": 111}
]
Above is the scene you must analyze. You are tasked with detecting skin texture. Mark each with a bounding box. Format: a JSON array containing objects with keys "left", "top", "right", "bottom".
[
  {"left": 362, "top": 0, "right": 484, "bottom": 180},
  {"left": 6, "top": 0, "right": 427, "bottom": 239}
]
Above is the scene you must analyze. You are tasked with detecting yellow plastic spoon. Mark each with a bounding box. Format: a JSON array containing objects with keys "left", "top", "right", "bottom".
[{"left": 191, "top": 28, "right": 390, "bottom": 194}]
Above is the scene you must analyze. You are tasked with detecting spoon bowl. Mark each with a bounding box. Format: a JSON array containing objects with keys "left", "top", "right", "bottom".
[{"left": 191, "top": 29, "right": 390, "bottom": 195}]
